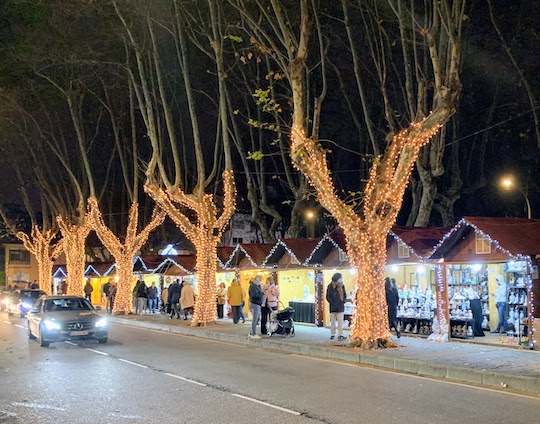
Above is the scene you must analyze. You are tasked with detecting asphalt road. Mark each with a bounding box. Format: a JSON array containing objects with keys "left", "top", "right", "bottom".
[{"left": 1, "top": 312, "right": 539, "bottom": 424}]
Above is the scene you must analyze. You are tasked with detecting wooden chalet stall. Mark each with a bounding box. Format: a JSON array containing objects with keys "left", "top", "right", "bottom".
[
  {"left": 262, "top": 238, "right": 322, "bottom": 324},
  {"left": 225, "top": 243, "right": 275, "bottom": 318},
  {"left": 386, "top": 227, "right": 450, "bottom": 337},
  {"left": 429, "top": 217, "right": 540, "bottom": 348}
]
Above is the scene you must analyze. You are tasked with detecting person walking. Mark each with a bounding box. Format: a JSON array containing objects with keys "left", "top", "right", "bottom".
[
  {"left": 168, "top": 279, "right": 181, "bottom": 319},
  {"left": 261, "top": 278, "right": 279, "bottom": 335},
  {"left": 135, "top": 281, "right": 148, "bottom": 314},
  {"left": 326, "top": 273, "right": 347, "bottom": 340},
  {"left": 216, "top": 283, "right": 227, "bottom": 319},
  {"left": 227, "top": 278, "right": 245, "bottom": 324},
  {"left": 102, "top": 280, "right": 111, "bottom": 311},
  {"left": 161, "top": 284, "right": 169, "bottom": 314},
  {"left": 248, "top": 276, "right": 263, "bottom": 339},
  {"left": 147, "top": 282, "right": 158, "bottom": 313},
  {"left": 385, "top": 277, "right": 400, "bottom": 338},
  {"left": 108, "top": 282, "right": 117, "bottom": 314},
  {"left": 180, "top": 281, "right": 195, "bottom": 320},
  {"left": 491, "top": 275, "right": 508, "bottom": 334},
  {"left": 84, "top": 281, "right": 94, "bottom": 304}
]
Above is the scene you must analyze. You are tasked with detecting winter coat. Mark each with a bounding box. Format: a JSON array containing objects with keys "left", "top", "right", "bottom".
[
  {"left": 326, "top": 282, "right": 347, "bottom": 313},
  {"left": 385, "top": 284, "right": 399, "bottom": 308},
  {"left": 227, "top": 281, "right": 245, "bottom": 306},
  {"left": 262, "top": 283, "right": 280, "bottom": 308},
  {"left": 147, "top": 286, "right": 158, "bottom": 300},
  {"left": 248, "top": 281, "right": 264, "bottom": 306},
  {"left": 136, "top": 283, "right": 148, "bottom": 298},
  {"left": 168, "top": 283, "right": 181, "bottom": 304},
  {"left": 216, "top": 287, "right": 227, "bottom": 305},
  {"left": 84, "top": 283, "right": 93, "bottom": 296},
  {"left": 161, "top": 287, "right": 169, "bottom": 304},
  {"left": 180, "top": 283, "right": 195, "bottom": 309}
]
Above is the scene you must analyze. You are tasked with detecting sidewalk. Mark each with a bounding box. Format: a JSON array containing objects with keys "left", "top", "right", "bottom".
[{"left": 108, "top": 313, "right": 540, "bottom": 396}]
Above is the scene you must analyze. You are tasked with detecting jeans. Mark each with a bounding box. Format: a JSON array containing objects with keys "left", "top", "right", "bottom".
[
  {"left": 250, "top": 304, "right": 261, "bottom": 336},
  {"left": 217, "top": 302, "right": 224, "bottom": 319},
  {"left": 136, "top": 297, "right": 147, "bottom": 314},
  {"left": 148, "top": 298, "right": 157, "bottom": 312},
  {"left": 239, "top": 302, "right": 246, "bottom": 321},
  {"left": 495, "top": 302, "right": 507, "bottom": 332},
  {"left": 330, "top": 312, "right": 344, "bottom": 337},
  {"left": 231, "top": 305, "right": 241, "bottom": 323}
]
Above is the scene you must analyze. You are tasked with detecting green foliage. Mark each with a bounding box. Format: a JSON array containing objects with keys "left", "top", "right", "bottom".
[
  {"left": 253, "top": 88, "right": 282, "bottom": 113},
  {"left": 224, "top": 35, "right": 243, "bottom": 43},
  {"left": 247, "top": 118, "right": 280, "bottom": 132},
  {"left": 246, "top": 151, "right": 264, "bottom": 161}
]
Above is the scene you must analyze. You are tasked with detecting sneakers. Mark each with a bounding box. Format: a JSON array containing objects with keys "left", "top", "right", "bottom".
[
  {"left": 248, "top": 334, "right": 261, "bottom": 339},
  {"left": 330, "top": 335, "right": 335, "bottom": 340}
]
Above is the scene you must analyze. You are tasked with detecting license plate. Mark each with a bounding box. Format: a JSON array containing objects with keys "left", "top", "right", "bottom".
[{"left": 70, "top": 331, "right": 89, "bottom": 336}]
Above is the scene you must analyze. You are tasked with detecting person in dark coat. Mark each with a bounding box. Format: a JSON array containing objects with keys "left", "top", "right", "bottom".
[
  {"left": 326, "top": 273, "right": 347, "bottom": 340},
  {"left": 135, "top": 281, "right": 148, "bottom": 314},
  {"left": 385, "top": 277, "right": 400, "bottom": 338},
  {"left": 147, "top": 282, "right": 158, "bottom": 313},
  {"left": 167, "top": 279, "right": 182, "bottom": 319}
]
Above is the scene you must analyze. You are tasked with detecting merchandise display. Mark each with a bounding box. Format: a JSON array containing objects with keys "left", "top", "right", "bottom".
[{"left": 395, "top": 280, "right": 436, "bottom": 336}]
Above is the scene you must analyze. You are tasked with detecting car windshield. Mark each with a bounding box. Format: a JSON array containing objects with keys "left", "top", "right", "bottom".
[
  {"left": 44, "top": 298, "right": 92, "bottom": 312},
  {"left": 21, "top": 291, "right": 44, "bottom": 299}
]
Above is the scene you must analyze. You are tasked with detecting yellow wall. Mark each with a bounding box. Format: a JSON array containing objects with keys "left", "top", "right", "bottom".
[
  {"left": 384, "top": 263, "right": 434, "bottom": 291},
  {"left": 487, "top": 263, "right": 506, "bottom": 330},
  {"left": 278, "top": 269, "right": 316, "bottom": 308},
  {"left": 239, "top": 269, "right": 272, "bottom": 317},
  {"left": 321, "top": 268, "right": 357, "bottom": 326}
]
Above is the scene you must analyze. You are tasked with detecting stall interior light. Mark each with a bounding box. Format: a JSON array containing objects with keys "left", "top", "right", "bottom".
[
  {"left": 471, "top": 264, "right": 482, "bottom": 272},
  {"left": 416, "top": 266, "right": 426, "bottom": 275},
  {"left": 391, "top": 265, "right": 399, "bottom": 273},
  {"left": 349, "top": 268, "right": 357, "bottom": 275}
]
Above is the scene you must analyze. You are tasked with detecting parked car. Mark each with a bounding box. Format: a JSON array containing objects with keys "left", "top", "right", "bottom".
[
  {"left": 7, "top": 289, "right": 46, "bottom": 317},
  {"left": 27, "top": 295, "right": 108, "bottom": 347}
]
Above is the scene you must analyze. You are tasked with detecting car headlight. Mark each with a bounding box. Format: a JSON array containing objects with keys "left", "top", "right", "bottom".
[
  {"left": 22, "top": 301, "right": 33, "bottom": 309},
  {"left": 43, "top": 320, "right": 61, "bottom": 330},
  {"left": 95, "top": 318, "right": 108, "bottom": 328}
]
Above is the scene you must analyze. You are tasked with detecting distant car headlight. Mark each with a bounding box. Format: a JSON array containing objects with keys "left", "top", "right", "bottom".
[
  {"left": 43, "top": 320, "right": 61, "bottom": 330},
  {"left": 95, "top": 318, "right": 108, "bottom": 328},
  {"left": 21, "top": 301, "right": 34, "bottom": 309}
]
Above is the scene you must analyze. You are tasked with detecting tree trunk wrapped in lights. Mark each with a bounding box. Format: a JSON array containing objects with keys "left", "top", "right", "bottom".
[
  {"left": 145, "top": 170, "right": 236, "bottom": 326},
  {"left": 88, "top": 197, "right": 165, "bottom": 315},
  {"left": 57, "top": 215, "right": 91, "bottom": 297},
  {"left": 15, "top": 226, "right": 63, "bottom": 295}
]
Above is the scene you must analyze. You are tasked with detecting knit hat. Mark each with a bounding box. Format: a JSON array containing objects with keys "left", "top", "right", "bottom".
[{"left": 331, "top": 272, "right": 343, "bottom": 282}]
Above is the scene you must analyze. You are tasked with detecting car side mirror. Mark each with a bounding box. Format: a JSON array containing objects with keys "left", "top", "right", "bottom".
[{"left": 94, "top": 306, "right": 102, "bottom": 311}]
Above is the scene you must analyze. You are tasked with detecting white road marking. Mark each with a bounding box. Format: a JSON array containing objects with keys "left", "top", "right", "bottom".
[
  {"left": 86, "top": 348, "right": 109, "bottom": 356},
  {"left": 2, "top": 320, "right": 12, "bottom": 324},
  {"left": 118, "top": 358, "right": 148, "bottom": 368},
  {"left": 163, "top": 372, "right": 207, "bottom": 387},
  {"left": 14, "top": 324, "right": 25, "bottom": 329},
  {"left": 292, "top": 354, "right": 540, "bottom": 400},
  {"left": 109, "top": 412, "right": 142, "bottom": 419},
  {"left": 64, "top": 341, "right": 77, "bottom": 346},
  {"left": 12, "top": 402, "right": 66, "bottom": 411},
  {"left": 231, "top": 394, "right": 301, "bottom": 415}
]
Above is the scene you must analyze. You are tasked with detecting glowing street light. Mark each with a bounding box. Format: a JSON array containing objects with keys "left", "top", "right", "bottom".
[
  {"left": 305, "top": 210, "right": 316, "bottom": 238},
  {"left": 500, "top": 176, "right": 532, "bottom": 219}
]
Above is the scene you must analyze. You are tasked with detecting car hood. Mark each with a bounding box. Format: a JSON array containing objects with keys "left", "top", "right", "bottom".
[{"left": 41, "top": 311, "right": 101, "bottom": 322}]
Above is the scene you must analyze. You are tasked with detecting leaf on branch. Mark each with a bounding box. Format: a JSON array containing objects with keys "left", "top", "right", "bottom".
[
  {"left": 224, "top": 35, "right": 243, "bottom": 43},
  {"left": 281, "top": 200, "right": 292, "bottom": 205},
  {"left": 247, "top": 151, "right": 264, "bottom": 161}
]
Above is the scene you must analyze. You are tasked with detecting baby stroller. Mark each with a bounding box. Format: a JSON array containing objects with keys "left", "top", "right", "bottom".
[{"left": 268, "top": 305, "right": 295, "bottom": 337}]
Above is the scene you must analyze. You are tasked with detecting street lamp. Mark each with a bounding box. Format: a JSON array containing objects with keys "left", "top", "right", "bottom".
[
  {"left": 305, "top": 210, "right": 316, "bottom": 238},
  {"left": 500, "top": 176, "right": 532, "bottom": 219}
]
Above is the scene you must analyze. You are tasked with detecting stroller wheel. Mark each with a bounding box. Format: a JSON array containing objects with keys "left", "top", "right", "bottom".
[
  {"left": 290, "top": 328, "right": 295, "bottom": 337},
  {"left": 282, "top": 333, "right": 287, "bottom": 337}
]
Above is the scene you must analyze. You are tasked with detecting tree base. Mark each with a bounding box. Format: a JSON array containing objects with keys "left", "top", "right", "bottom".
[
  {"left": 347, "top": 337, "right": 398, "bottom": 349},
  {"left": 190, "top": 320, "right": 217, "bottom": 327}
]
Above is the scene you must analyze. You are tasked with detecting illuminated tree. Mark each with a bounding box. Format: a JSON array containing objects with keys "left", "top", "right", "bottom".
[
  {"left": 115, "top": 0, "right": 236, "bottom": 325},
  {"left": 233, "top": 0, "right": 466, "bottom": 348}
]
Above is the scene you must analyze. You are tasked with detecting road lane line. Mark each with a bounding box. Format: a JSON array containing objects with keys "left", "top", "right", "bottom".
[
  {"left": 292, "top": 354, "right": 540, "bottom": 400},
  {"left": 109, "top": 412, "right": 142, "bottom": 419},
  {"left": 231, "top": 394, "right": 301, "bottom": 415},
  {"left": 86, "top": 348, "right": 109, "bottom": 356},
  {"left": 2, "top": 320, "right": 12, "bottom": 324},
  {"left": 12, "top": 402, "right": 66, "bottom": 411},
  {"left": 14, "top": 324, "right": 25, "bottom": 329},
  {"left": 163, "top": 372, "right": 207, "bottom": 387},
  {"left": 64, "top": 341, "right": 77, "bottom": 346},
  {"left": 118, "top": 358, "right": 148, "bottom": 368}
]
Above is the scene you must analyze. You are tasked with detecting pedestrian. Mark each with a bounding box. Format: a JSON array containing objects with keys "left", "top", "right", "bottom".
[
  {"left": 491, "top": 275, "right": 508, "bottom": 334},
  {"left": 108, "top": 282, "right": 117, "bottom": 314},
  {"left": 61, "top": 280, "right": 67, "bottom": 295},
  {"left": 102, "top": 280, "right": 111, "bottom": 310},
  {"left": 326, "top": 272, "right": 347, "bottom": 340},
  {"left": 248, "top": 276, "right": 263, "bottom": 339},
  {"left": 84, "top": 280, "right": 94, "bottom": 304},
  {"left": 180, "top": 281, "right": 195, "bottom": 320},
  {"left": 168, "top": 279, "right": 181, "bottom": 319},
  {"left": 135, "top": 280, "right": 148, "bottom": 314},
  {"left": 261, "top": 277, "right": 279, "bottom": 335},
  {"left": 147, "top": 282, "right": 158, "bottom": 313},
  {"left": 227, "top": 278, "right": 245, "bottom": 324},
  {"left": 385, "top": 277, "right": 400, "bottom": 338},
  {"left": 161, "top": 283, "right": 169, "bottom": 314},
  {"left": 216, "top": 282, "right": 227, "bottom": 319}
]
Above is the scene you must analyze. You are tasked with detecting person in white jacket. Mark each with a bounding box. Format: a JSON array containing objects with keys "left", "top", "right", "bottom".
[{"left": 261, "top": 278, "right": 280, "bottom": 335}]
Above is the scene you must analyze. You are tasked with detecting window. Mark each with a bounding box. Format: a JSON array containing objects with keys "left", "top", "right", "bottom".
[
  {"left": 9, "top": 248, "right": 31, "bottom": 265},
  {"left": 475, "top": 232, "right": 491, "bottom": 254},
  {"left": 232, "top": 237, "right": 243, "bottom": 244},
  {"left": 338, "top": 250, "right": 348, "bottom": 262},
  {"left": 397, "top": 241, "right": 410, "bottom": 259}
]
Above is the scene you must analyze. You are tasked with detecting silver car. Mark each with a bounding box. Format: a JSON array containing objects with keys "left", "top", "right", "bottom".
[{"left": 27, "top": 295, "right": 108, "bottom": 347}]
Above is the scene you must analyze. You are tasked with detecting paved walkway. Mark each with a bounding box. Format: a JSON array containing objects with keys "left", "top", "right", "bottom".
[{"left": 108, "top": 313, "right": 540, "bottom": 396}]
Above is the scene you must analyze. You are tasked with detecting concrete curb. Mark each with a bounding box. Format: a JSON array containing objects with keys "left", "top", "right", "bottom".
[{"left": 109, "top": 317, "right": 540, "bottom": 396}]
